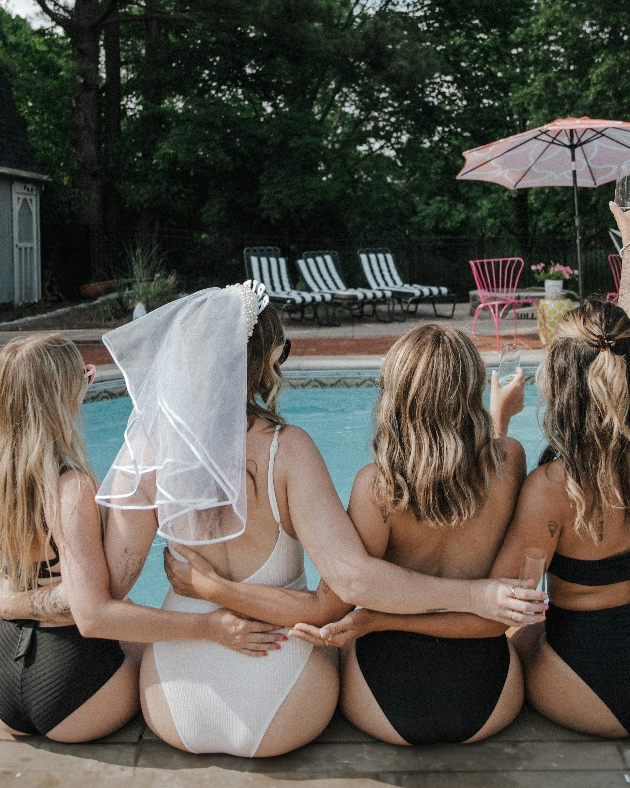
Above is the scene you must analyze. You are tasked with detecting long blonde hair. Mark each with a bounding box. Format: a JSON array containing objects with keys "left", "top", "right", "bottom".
[
  {"left": 372, "top": 325, "right": 502, "bottom": 527},
  {"left": 539, "top": 299, "right": 630, "bottom": 541},
  {"left": 0, "top": 334, "right": 99, "bottom": 591}
]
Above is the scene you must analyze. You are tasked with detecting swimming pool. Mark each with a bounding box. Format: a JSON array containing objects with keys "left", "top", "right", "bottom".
[{"left": 83, "top": 383, "right": 545, "bottom": 606}]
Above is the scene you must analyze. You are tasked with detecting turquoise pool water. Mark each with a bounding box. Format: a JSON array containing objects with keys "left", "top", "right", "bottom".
[{"left": 83, "top": 384, "right": 544, "bottom": 606}]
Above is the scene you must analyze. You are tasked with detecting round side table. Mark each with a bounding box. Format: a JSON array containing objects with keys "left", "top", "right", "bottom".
[{"left": 537, "top": 297, "right": 574, "bottom": 346}]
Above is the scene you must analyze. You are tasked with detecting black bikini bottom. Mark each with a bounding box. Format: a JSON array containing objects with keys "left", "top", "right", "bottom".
[
  {"left": 545, "top": 601, "right": 630, "bottom": 734},
  {"left": 0, "top": 619, "right": 125, "bottom": 735},
  {"left": 355, "top": 630, "right": 511, "bottom": 744}
]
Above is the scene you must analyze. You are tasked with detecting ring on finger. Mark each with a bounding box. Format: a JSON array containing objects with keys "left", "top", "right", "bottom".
[{"left": 510, "top": 586, "right": 517, "bottom": 599}]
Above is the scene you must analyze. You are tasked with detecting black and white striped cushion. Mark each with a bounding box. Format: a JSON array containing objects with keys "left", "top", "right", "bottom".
[
  {"left": 359, "top": 249, "right": 450, "bottom": 299},
  {"left": 247, "top": 253, "right": 332, "bottom": 305},
  {"left": 299, "top": 254, "right": 391, "bottom": 300}
]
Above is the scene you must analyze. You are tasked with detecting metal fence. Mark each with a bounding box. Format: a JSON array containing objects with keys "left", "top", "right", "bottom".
[{"left": 43, "top": 224, "right": 618, "bottom": 301}]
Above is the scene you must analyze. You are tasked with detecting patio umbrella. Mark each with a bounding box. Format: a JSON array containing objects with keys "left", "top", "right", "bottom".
[{"left": 456, "top": 117, "right": 630, "bottom": 303}]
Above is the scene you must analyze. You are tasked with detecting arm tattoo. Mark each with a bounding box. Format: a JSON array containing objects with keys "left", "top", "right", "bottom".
[
  {"left": 118, "top": 555, "right": 145, "bottom": 588},
  {"left": 423, "top": 608, "right": 447, "bottom": 614},
  {"left": 29, "top": 586, "right": 72, "bottom": 621},
  {"left": 547, "top": 520, "right": 558, "bottom": 537},
  {"left": 320, "top": 579, "right": 330, "bottom": 595}
]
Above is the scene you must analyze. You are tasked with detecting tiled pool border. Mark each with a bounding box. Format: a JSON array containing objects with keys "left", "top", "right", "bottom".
[{"left": 84, "top": 366, "right": 539, "bottom": 402}]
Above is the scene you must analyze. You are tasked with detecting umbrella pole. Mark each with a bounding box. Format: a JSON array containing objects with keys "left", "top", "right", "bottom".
[{"left": 570, "top": 135, "right": 584, "bottom": 304}]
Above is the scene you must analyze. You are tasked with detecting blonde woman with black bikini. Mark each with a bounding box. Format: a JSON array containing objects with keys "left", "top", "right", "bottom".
[
  {"left": 491, "top": 299, "right": 630, "bottom": 738},
  {"left": 0, "top": 334, "right": 285, "bottom": 742}
]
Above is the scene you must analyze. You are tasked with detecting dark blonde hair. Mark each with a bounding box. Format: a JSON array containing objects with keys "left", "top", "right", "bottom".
[
  {"left": 539, "top": 299, "right": 630, "bottom": 541},
  {"left": 372, "top": 324, "right": 502, "bottom": 526},
  {"left": 0, "top": 334, "right": 99, "bottom": 591},
  {"left": 246, "top": 304, "right": 286, "bottom": 429}
]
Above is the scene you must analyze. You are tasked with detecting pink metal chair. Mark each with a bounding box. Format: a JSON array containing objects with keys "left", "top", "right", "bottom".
[
  {"left": 469, "top": 257, "right": 540, "bottom": 352},
  {"left": 607, "top": 253, "right": 621, "bottom": 302}
]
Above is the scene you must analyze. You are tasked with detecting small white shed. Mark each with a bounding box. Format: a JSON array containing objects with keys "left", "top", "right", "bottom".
[{"left": 0, "top": 68, "right": 47, "bottom": 305}]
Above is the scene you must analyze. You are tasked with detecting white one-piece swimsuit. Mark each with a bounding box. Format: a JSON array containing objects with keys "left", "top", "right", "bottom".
[{"left": 152, "top": 426, "right": 314, "bottom": 756}]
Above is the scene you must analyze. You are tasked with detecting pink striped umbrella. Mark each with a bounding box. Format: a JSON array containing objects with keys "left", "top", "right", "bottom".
[{"left": 457, "top": 117, "right": 630, "bottom": 302}]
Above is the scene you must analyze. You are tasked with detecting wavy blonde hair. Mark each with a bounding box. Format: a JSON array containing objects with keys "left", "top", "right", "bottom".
[
  {"left": 372, "top": 324, "right": 502, "bottom": 527},
  {"left": 0, "top": 334, "right": 99, "bottom": 591},
  {"left": 539, "top": 299, "right": 630, "bottom": 541}
]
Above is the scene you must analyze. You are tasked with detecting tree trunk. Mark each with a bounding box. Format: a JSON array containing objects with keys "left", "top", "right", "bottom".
[
  {"left": 70, "top": 0, "right": 103, "bottom": 230},
  {"left": 103, "top": 6, "right": 122, "bottom": 236},
  {"left": 136, "top": 0, "right": 161, "bottom": 239}
]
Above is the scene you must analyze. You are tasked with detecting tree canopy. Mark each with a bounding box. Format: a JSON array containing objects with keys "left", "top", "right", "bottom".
[{"left": 2, "top": 0, "right": 629, "bottom": 287}]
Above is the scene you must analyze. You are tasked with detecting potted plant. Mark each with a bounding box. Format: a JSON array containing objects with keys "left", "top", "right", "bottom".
[{"left": 531, "top": 262, "right": 578, "bottom": 299}]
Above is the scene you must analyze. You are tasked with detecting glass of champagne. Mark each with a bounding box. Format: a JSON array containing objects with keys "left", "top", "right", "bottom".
[
  {"left": 520, "top": 546, "right": 546, "bottom": 587},
  {"left": 614, "top": 164, "right": 630, "bottom": 212},
  {"left": 498, "top": 343, "right": 521, "bottom": 386},
  {"left": 520, "top": 547, "right": 547, "bottom": 615}
]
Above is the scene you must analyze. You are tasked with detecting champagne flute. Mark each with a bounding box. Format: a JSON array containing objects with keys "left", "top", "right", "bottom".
[
  {"left": 520, "top": 548, "right": 547, "bottom": 614},
  {"left": 614, "top": 165, "right": 630, "bottom": 212},
  {"left": 498, "top": 343, "right": 521, "bottom": 386}
]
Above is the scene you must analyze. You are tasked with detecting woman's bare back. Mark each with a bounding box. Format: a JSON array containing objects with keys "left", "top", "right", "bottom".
[{"left": 375, "top": 436, "right": 525, "bottom": 582}]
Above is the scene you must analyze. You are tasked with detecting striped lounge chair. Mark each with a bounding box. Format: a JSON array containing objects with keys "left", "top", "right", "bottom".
[
  {"left": 358, "top": 248, "right": 457, "bottom": 319},
  {"left": 297, "top": 250, "right": 394, "bottom": 322},
  {"left": 244, "top": 247, "right": 332, "bottom": 322}
]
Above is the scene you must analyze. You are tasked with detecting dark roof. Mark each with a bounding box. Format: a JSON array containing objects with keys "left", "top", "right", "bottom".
[{"left": 0, "top": 67, "right": 44, "bottom": 175}]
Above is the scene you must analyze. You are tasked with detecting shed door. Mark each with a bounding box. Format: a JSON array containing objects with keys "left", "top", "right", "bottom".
[{"left": 12, "top": 182, "right": 41, "bottom": 304}]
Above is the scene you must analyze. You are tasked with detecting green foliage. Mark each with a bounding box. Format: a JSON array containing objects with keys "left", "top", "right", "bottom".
[
  {"left": 0, "top": 9, "right": 74, "bottom": 224},
  {"left": 3, "top": 0, "right": 630, "bottom": 265},
  {"left": 122, "top": 239, "right": 179, "bottom": 312}
]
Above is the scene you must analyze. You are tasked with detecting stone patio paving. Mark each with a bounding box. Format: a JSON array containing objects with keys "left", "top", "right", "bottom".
[{"left": 2, "top": 704, "right": 629, "bottom": 787}]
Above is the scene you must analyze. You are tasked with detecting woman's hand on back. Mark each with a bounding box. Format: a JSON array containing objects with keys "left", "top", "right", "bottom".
[
  {"left": 290, "top": 607, "right": 375, "bottom": 648},
  {"left": 204, "top": 609, "right": 287, "bottom": 657},
  {"left": 164, "top": 545, "right": 220, "bottom": 601}
]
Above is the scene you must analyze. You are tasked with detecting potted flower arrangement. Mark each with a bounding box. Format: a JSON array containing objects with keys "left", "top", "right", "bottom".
[{"left": 531, "top": 262, "right": 578, "bottom": 299}]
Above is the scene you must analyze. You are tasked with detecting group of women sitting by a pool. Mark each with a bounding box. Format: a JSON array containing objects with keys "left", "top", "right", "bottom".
[{"left": 0, "top": 285, "right": 628, "bottom": 755}]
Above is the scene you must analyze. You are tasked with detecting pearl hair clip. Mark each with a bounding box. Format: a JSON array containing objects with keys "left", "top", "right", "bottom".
[{"left": 225, "top": 280, "right": 270, "bottom": 339}]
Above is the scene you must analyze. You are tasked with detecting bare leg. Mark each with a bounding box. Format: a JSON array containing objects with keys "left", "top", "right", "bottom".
[
  {"left": 254, "top": 647, "right": 339, "bottom": 757},
  {"left": 0, "top": 721, "right": 30, "bottom": 737},
  {"left": 520, "top": 632, "right": 628, "bottom": 738},
  {"left": 464, "top": 641, "right": 524, "bottom": 743},
  {"left": 339, "top": 641, "right": 408, "bottom": 745},
  {"left": 45, "top": 657, "right": 139, "bottom": 743},
  {"left": 140, "top": 645, "right": 189, "bottom": 751}
]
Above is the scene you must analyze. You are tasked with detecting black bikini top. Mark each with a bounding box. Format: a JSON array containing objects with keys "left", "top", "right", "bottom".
[
  {"left": 37, "top": 525, "right": 60, "bottom": 580},
  {"left": 36, "top": 466, "right": 70, "bottom": 581},
  {"left": 548, "top": 549, "right": 630, "bottom": 586}
]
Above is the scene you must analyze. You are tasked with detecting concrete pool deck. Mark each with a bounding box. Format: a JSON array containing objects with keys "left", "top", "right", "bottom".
[
  {"left": 2, "top": 704, "right": 629, "bottom": 788},
  {"left": 3, "top": 303, "right": 626, "bottom": 787}
]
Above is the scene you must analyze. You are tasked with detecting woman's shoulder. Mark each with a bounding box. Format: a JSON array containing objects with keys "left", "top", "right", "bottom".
[
  {"left": 352, "top": 463, "right": 378, "bottom": 491},
  {"left": 277, "top": 424, "right": 318, "bottom": 452},
  {"left": 58, "top": 468, "right": 97, "bottom": 500},
  {"left": 494, "top": 436, "right": 526, "bottom": 473}
]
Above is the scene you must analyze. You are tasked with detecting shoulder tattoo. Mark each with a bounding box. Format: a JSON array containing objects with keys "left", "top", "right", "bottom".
[{"left": 547, "top": 520, "right": 558, "bottom": 537}]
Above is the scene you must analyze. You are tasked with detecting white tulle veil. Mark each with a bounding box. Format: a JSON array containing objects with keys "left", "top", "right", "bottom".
[{"left": 95, "top": 287, "right": 255, "bottom": 545}]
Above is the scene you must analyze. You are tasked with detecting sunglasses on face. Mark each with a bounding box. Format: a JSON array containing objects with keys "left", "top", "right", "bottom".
[
  {"left": 277, "top": 339, "right": 291, "bottom": 365},
  {"left": 84, "top": 364, "right": 96, "bottom": 386}
]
